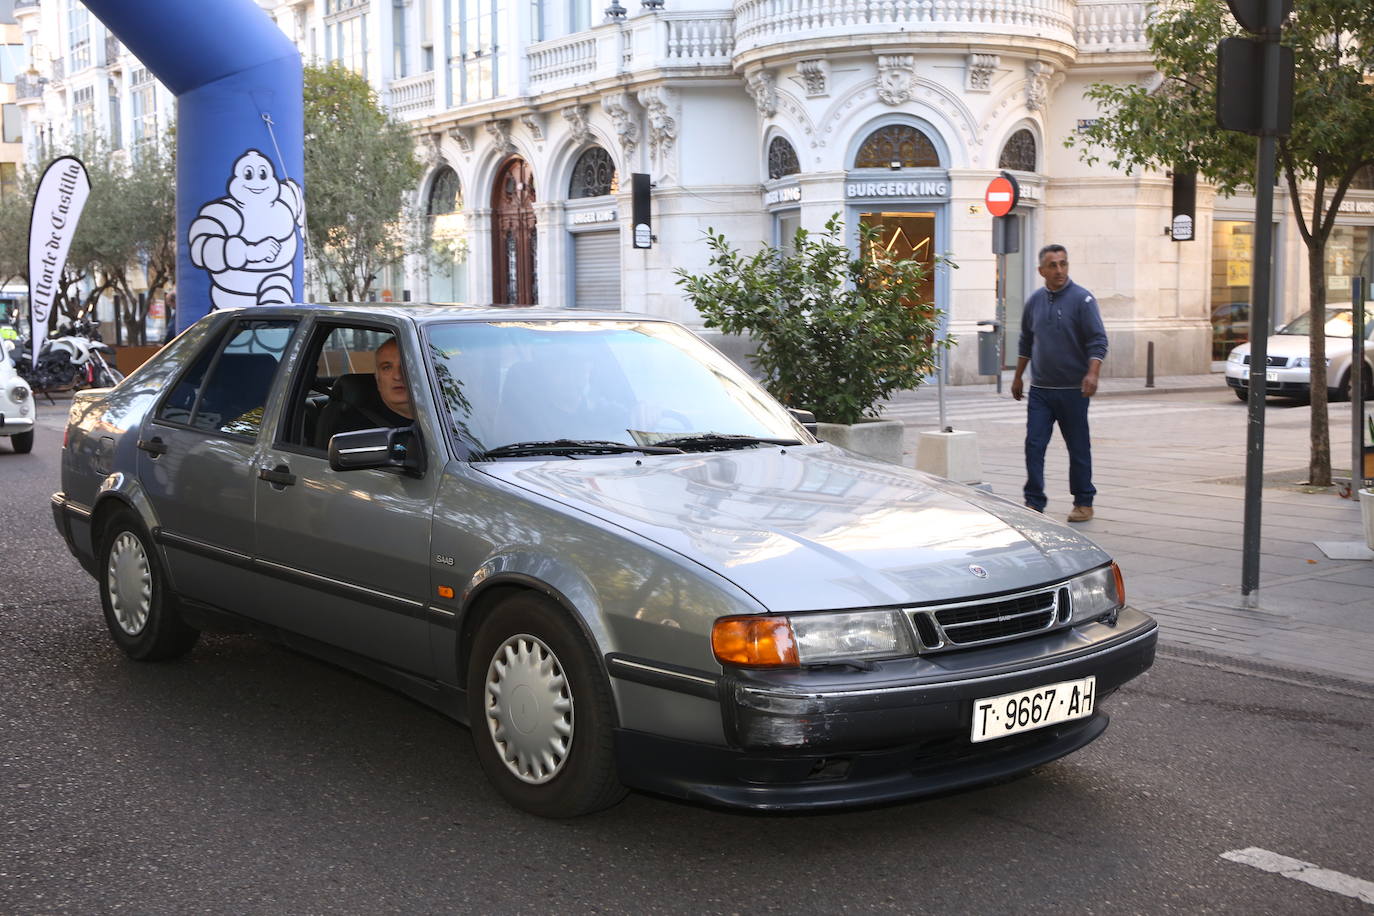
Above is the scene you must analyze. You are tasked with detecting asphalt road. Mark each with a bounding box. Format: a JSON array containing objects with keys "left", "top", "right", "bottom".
[{"left": 2, "top": 401, "right": 1371, "bottom": 915}]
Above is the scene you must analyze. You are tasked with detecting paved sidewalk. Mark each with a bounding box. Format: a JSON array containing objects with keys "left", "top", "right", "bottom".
[{"left": 886, "top": 371, "right": 1374, "bottom": 692}]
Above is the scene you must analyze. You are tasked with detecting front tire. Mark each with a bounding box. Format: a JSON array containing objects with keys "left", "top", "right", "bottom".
[
  {"left": 99, "top": 511, "right": 199, "bottom": 661},
  {"left": 10, "top": 430, "right": 33, "bottom": 453},
  {"left": 466, "top": 592, "right": 626, "bottom": 817}
]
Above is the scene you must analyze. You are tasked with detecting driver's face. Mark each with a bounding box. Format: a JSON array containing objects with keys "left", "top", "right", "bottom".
[{"left": 375, "top": 340, "right": 413, "bottom": 419}]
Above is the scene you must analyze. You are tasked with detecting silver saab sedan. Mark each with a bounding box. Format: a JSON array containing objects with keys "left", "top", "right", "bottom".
[{"left": 52, "top": 304, "right": 1156, "bottom": 817}]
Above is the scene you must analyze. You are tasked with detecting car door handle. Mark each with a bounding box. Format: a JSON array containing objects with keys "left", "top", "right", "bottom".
[
  {"left": 257, "top": 464, "right": 296, "bottom": 488},
  {"left": 137, "top": 437, "right": 168, "bottom": 456}
]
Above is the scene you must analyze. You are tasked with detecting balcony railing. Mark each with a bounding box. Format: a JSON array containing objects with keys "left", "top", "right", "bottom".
[
  {"left": 388, "top": 72, "right": 436, "bottom": 119},
  {"left": 105, "top": 34, "right": 124, "bottom": 67},
  {"left": 733, "top": 0, "right": 1076, "bottom": 58},
  {"left": 15, "top": 73, "right": 46, "bottom": 102},
  {"left": 13, "top": 0, "right": 40, "bottom": 12},
  {"left": 525, "top": 12, "right": 734, "bottom": 95},
  {"left": 1074, "top": 0, "right": 1153, "bottom": 54}
]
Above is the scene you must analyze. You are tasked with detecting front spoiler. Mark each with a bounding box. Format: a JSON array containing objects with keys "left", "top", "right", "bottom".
[{"left": 614, "top": 618, "right": 1156, "bottom": 810}]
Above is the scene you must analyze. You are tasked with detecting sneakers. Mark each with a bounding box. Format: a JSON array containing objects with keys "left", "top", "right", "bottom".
[{"left": 1067, "top": 505, "right": 1094, "bottom": 523}]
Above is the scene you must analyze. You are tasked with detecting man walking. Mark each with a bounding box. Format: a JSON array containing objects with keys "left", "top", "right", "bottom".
[{"left": 1011, "top": 244, "right": 1108, "bottom": 523}]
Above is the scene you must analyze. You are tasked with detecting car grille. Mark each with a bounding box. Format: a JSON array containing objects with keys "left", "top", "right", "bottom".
[
  {"left": 1241, "top": 355, "right": 1290, "bottom": 368},
  {"left": 906, "top": 586, "right": 1068, "bottom": 653}
]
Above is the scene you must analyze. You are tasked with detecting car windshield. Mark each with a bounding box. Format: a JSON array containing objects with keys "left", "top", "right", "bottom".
[
  {"left": 1277, "top": 308, "right": 1371, "bottom": 339},
  {"left": 424, "top": 319, "right": 809, "bottom": 454}
]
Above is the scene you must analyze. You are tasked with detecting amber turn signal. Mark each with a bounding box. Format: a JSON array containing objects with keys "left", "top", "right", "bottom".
[
  {"left": 711, "top": 616, "right": 800, "bottom": 667},
  {"left": 436, "top": 585, "right": 455, "bottom": 599},
  {"left": 1111, "top": 562, "right": 1126, "bottom": 608}
]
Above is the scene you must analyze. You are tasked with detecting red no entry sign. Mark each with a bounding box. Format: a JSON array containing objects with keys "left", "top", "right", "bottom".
[{"left": 985, "top": 174, "right": 1019, "bottom": 217}]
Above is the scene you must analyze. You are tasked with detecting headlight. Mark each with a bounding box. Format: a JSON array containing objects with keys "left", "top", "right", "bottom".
[
  {"left": 1067, "top": 563, "right": 1126, "bottom": 624},
  {"left": 7, "top": 383, "right": 27, "bottom": 402},
  {"left": 1291, "top": 357, "right": 1309, "bottom": 368},
  {"left": 1227, "top": 350, "right": 1245, "bottom": 364},
  {"left": 713, "top": 610, "right": 914, "bottom": 667}
]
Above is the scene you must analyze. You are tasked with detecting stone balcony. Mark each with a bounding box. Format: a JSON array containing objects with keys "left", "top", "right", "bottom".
[
  {"left": 524, "top": 11, "right": 734, "bottom": 99},
  {"left": 15, "top": 73, "right": 46, "bottom": 105},
  {"left": 732, "top": 0, "right": 1081, "bottom": 70},
  {"left": 1074, "top": 0, "right": 1153, "bottom": 59},
  {"left": 388, "top": 72, "right": 436, "bottom": 120}
]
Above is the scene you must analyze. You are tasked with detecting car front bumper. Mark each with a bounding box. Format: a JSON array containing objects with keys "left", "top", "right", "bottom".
[
  {"left": 612, "top": 610, "right": 1157, "bottom": 810},
  {"left": 1224, "top": 363, "right": 1312, "bottom": 396},
  {"left": 1, "top": 411, "right": 34, "bottom": 435}
]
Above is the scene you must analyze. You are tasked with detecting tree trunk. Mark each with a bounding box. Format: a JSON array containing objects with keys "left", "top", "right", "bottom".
[{"left": 1308, "top": 238, "right": 1331, "bottom": 487}]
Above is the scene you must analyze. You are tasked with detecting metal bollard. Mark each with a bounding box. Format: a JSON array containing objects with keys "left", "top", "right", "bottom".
[{"left": 1146, "top": 341, "right": 1155, "bottom": 388}]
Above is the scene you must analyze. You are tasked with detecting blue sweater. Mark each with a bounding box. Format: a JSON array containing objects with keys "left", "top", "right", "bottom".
[{"left": 1018, "top": 279, "right": 1109, "bottom": 388}]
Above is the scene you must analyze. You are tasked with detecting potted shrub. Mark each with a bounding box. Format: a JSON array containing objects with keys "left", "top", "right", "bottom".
[{"left": 675, "top": 215, "right": 950, "bottom": 464}]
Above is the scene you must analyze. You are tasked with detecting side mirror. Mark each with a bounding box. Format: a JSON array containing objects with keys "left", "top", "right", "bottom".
[
  {"left": 328, "top": 426, "right": 426, "bottom": 477},
  {"left": 789, "top": 408, "right": 818, "bottom": 435}
]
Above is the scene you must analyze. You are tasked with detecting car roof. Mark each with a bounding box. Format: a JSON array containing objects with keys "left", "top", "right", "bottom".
[{"left": 215, "top": 303, "right": 668, "bottom": 325}]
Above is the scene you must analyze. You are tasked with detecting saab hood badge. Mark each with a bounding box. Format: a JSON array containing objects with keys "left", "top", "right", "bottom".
[{"left": 968, "top": 564, "right": 989, "bottom": 579}]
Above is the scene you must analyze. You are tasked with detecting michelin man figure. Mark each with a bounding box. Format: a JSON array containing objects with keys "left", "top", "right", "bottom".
[{"left": 189, "top": 150, "right": 303, "bottom": 309}]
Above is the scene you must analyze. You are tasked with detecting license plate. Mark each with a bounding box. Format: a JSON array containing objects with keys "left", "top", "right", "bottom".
[
  {"left": 1242, "top": 369, "right": 1279, "bottom": 382},
  {"left": 970, "top": 676, "right": 1096, "bottom": 743}
]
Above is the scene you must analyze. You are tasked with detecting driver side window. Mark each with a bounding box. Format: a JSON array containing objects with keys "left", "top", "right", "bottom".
[{"left": 280, "top": 324, "right": 398, "bottom": 452}]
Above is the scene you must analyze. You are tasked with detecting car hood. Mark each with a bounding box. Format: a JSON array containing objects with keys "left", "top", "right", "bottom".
[{"left": 477, "top": 444, "right": 1110, "bottom": 612}]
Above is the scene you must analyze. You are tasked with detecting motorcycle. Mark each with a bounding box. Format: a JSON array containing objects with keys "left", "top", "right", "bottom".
[{"left": 16, "top": 317, "right": 125, "bottom": 395}]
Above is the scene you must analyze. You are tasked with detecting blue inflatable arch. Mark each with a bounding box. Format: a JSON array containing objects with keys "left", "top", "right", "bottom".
[{"left": 83, "top": 0, "right": 304, "bottom": 333}]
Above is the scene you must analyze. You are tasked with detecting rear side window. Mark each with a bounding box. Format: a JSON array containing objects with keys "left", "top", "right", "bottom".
[{"left": 158, "top": 319, "right": 296, "bottom": 437}]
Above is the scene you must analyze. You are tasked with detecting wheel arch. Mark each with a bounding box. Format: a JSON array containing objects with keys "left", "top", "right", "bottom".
[{"left": 456, "top": 571, "right": 615, "bottom": 717}]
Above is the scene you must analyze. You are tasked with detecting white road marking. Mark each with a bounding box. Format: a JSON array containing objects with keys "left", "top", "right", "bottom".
[{"left": 1220, "top": 847, "right": 1374, "bottom": 905}]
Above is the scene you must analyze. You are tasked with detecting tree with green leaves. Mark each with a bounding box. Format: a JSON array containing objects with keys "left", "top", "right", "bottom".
[
  {"left": 675, "top": 215, "right": 950, "bottom": 425},
  {"left": 1071, "top": 0, "right": 1374, "bottom": 487},
  {"left": 304, "top": 63, "right": 424, "bottom": 302}
]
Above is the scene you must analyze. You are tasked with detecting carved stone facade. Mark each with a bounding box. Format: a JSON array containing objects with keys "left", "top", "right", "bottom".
[
  {"left": 877, "top": 55, "right": 916, "bottom": 106},
  {"left": 797, "top": 58, "right": 829, "bottom": 98},
  {"left": 562, "top": 104, "right": 593, "bottom": 147},
  {"left": 1026, "top": 61, "right": 1054, "bottom": 111},
  {"left": 966, "top": 54, "right": 999, "bottom": 92},
  {"left": 637, "top": 85, "right": 679, "bottom": 162},
  {"left": 601, "top": 92, "right": 639, "bottom": 158},
  {"left": 746, "top": 69, "right": 778, "bottom": 118}
]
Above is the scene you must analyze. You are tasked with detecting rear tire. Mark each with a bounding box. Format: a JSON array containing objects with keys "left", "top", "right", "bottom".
[
  {"left": 98, "top": 511, "right": 199, "bottom": 661},
  {"left": 10, "top": 430, "right": 33, "bottom": 453},
  {"left": 466, "top": 592, "right": 626, "bottom": 817}
]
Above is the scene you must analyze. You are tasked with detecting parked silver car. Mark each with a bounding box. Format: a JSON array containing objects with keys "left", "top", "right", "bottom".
[
  {"left": 1, "top": 341, "right": 35, "bottom": 453},
  {"left": 53, "top": 305, "right": 1156, "bottom": 816},
  {"left": 1224, "top": 306, "right": 1374, "bottom": 401}
]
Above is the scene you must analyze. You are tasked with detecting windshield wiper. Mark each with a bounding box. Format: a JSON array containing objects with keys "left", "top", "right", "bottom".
[
  {"left": 651, "top": 433, "right": 803, "bottom": 452},
  {"left": 481, "top": 439, "right": 685, "bottom": 459}
]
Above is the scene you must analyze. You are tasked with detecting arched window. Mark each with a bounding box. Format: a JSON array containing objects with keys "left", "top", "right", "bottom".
[
  {"left": 854, "top": 124, "right": 940, "bottom": 169},
  {"left": 427, "top": 167, "right": 466, "bottom": 303},
  {"left": 569, "top": 147, "right": 617, "bottom": 198},
  {"left": 768, "top": 136, "right": 800, "bottom": 180},
  {"left": 428, "top": 166, "right": 461, "bottom": 216},
  {"left": 999, "top": 129, "right": 1038, "bottom": 173}
]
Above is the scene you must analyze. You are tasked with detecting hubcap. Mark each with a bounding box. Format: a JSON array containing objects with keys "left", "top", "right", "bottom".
[
  {"left": 106, "top": 531, "right": 152, "bottom": 636},
  {"left": 483, "top": 634, "right": 573, "bottom": 785}
]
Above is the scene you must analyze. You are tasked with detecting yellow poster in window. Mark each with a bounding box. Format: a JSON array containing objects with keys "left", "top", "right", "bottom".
[{"left": 1227, "top": 261, "right": 1251, "bottom": 286}]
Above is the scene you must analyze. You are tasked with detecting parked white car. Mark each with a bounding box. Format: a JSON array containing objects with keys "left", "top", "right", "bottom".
[
  {"left": 1224, "top": 307, "right": 1374, "bottom": 402},
  {"left": 1, "top": 339, "right": 35, "bottom": 453}
]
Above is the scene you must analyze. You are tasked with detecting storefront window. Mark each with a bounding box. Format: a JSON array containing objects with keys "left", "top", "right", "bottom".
[
  {"left": 1325, "top": 226, "right": 1374, "bottom": 305},
  {"left": 427, "top": 167, "right": 467, "bottom": 303},
  {"left": 1210, "top": 220, "right": 1253, "bottom": 360}
]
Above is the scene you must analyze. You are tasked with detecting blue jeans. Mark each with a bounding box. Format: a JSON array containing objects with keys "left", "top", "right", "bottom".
[{"left": 1023, "top": 386, "right": 1095, "bottom": 511}]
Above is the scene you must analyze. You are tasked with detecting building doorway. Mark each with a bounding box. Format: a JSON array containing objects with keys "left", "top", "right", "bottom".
[{"left": 492, "top": 158, "right": 538, "bottom": 305}]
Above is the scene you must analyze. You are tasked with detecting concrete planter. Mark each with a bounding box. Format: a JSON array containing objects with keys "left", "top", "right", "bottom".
[
  {"left": 815, "top": 418, "right": 905, "bottom": 465},
  {"left": 1360, "top": 488, "right": 1374, "bottom": 551}
]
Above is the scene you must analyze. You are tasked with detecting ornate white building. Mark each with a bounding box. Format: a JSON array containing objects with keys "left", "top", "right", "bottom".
[{"left": 11, "top": 0, "right": 1374, "bottom": 379}]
